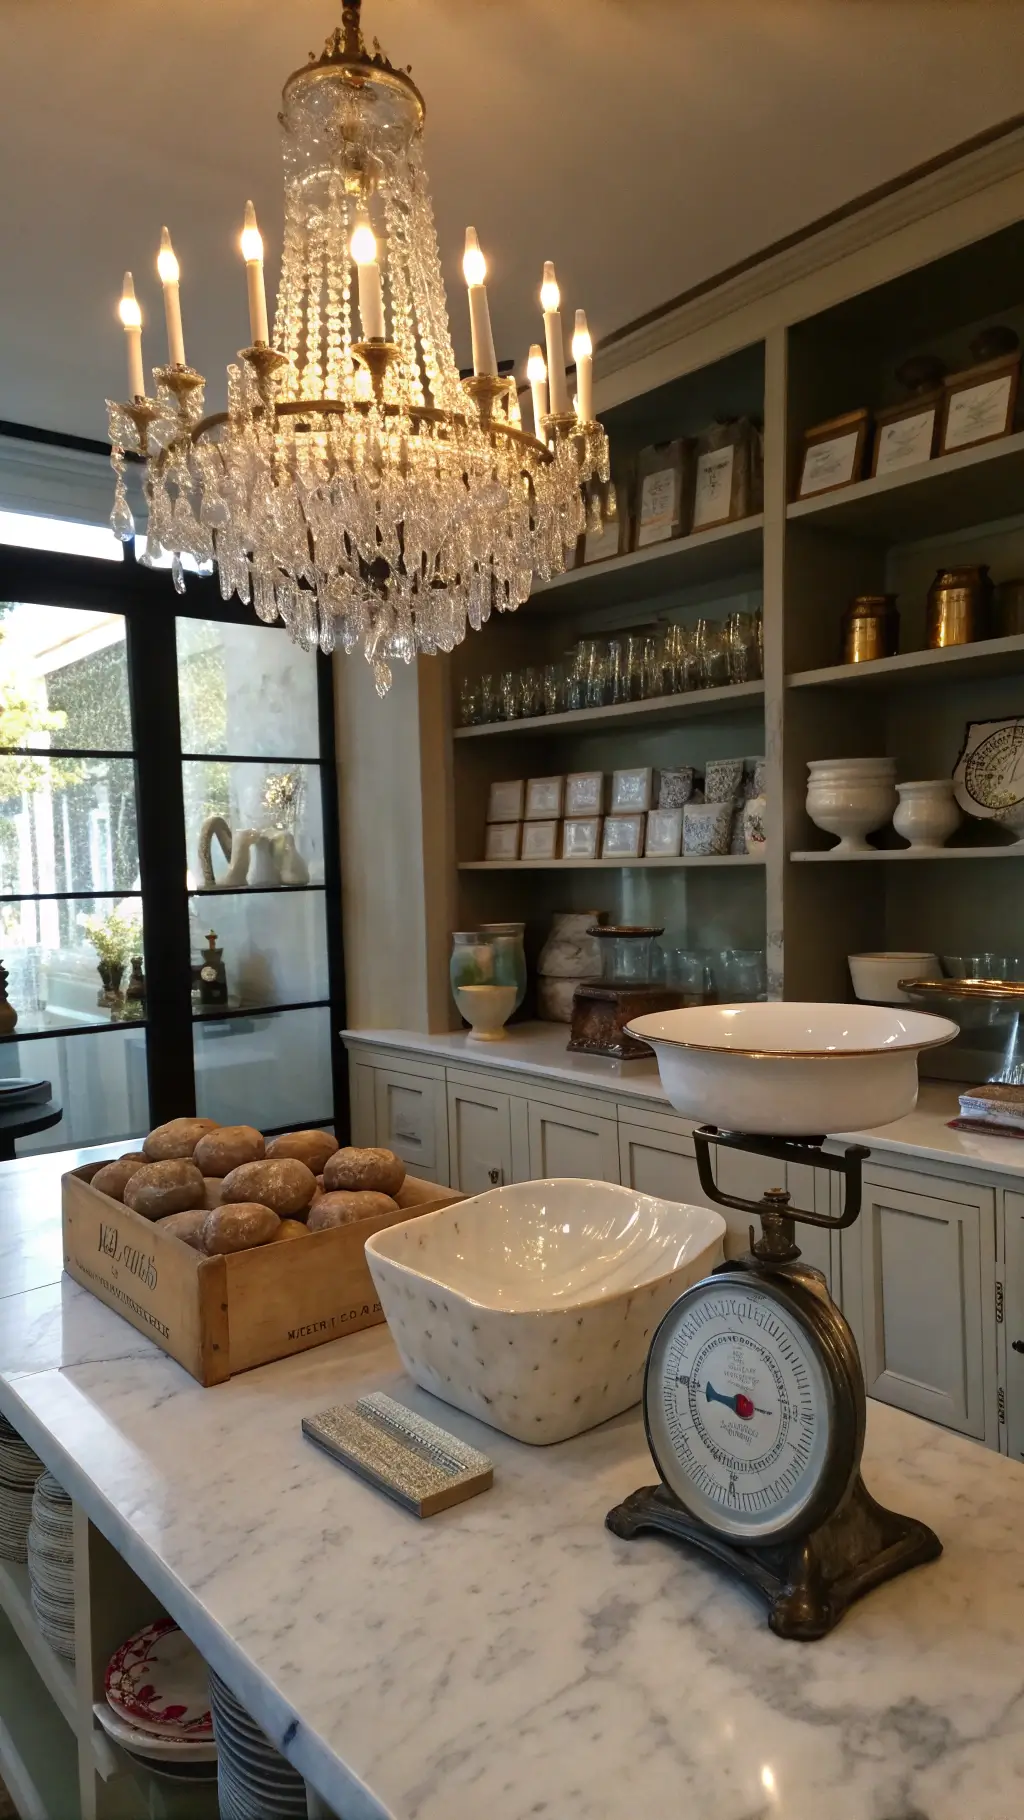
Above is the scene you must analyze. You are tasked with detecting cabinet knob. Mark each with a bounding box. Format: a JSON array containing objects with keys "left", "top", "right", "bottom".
[
  {"left": 1013, "top": 1340, "right": 1024, "bottom": 1355},
  {"left": 488, "top": 1167, "right": 502, "bottom": 1185}
]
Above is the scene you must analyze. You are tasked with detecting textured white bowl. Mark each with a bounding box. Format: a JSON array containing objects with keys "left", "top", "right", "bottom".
[
  {"left": 365, "top": 1179, "right": 725, "bottom": 1444},
  {"left": 892, "top": 779, "right": 962, "bottom": 850},
  {"left": 626, "top": 1001, "right": 959, "bottom": 1134},
  {"left": 806, "top": 772, "right": 897, "bottom": 853}
]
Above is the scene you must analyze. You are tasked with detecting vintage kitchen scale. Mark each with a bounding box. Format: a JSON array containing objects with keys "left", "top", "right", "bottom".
[{"left": 606, "top": 1001, "right": 958, "bottom": 1640}]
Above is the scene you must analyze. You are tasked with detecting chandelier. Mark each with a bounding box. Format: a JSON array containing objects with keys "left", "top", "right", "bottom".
[{"left": 107, "top": 2, "right": 610, "bottom": 693}]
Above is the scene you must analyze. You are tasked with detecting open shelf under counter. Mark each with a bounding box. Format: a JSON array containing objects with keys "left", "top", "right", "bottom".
[
  {"left": 459, "top": 853, "right": 765, "bottom": 871},
  {"left": 454, "top": 679, "right": 764, "bottom": 740},
  {"left": 0, "top": 1557, "right": 76, "bottom": 1734},
  {"left": 791, "top": 845, "right": 1024, "bottom": 862},
  {"left": 523, "top": 514, "right": 763, "bottom": 612},
  {"left": 788, "top": 633, "right": 1024, "bottom": 691},
  {"left": 787, "top": 429, "right": 1024, "bottom": 543}
]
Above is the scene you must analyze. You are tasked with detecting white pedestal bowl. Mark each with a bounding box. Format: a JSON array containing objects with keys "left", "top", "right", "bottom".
[
  {"left": 365, "top": 1179, "right": 725, "bottom": 1444},
  {"left": 626, "top": 1001, "right": 959, "bottom": 1135}
]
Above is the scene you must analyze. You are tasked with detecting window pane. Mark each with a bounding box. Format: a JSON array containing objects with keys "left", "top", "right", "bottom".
[
  {"left": 190, "top": 889, "right": 327, "bottom": 1013},
  {"left": 2, "top": 1029, "right": 148, "bottom": 1153},
  {"left": 194, "top": 1006, "right": 332, "bottom": 1130},
  {"left": 182, "top": 760, "right": 323, "bottom": 890},
  {"left": 176, "top": 619, "right": 319, "bottom": 760},
  {"left": 0, "top": 511, "right": 123, "bottom": 564},
  {"left": 0, "top": 603, "right": 132, "bottom": 752},
  {"left": 1, "top": 895, "right": 144, "bottom": 1032},
  {"left": 0, "top": 757, "right": 139, "bottom": 896}
]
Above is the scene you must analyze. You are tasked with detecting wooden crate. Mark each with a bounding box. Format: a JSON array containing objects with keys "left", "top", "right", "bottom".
[{"left": 61, "top": 1169, "right": 463, "bottom": 1387}]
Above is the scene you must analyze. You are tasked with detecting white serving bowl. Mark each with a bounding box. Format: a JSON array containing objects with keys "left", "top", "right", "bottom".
[
  {"left": 848, "top": 950, "right": 940, "bottom": 1005},
  {"left": 626, "top": 1001, "right": 959, "bottom": 1135},
  {"left": 365, "top": 1179, "right": 725, "bottom": 1444}
]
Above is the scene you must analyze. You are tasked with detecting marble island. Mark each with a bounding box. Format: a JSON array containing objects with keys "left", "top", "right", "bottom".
[{"left": 4, "top": 1148, "right": 1024, "bottom": 1819}]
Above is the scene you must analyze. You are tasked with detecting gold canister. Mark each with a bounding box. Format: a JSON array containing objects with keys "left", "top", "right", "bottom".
[
  {"left": 926, "top": 566, "right": 991, "bottom": 648},
  {"left": 996, "top": 577, "right": 1024, "bottom": 637},
  {"left": 841, "top": 594, "right": 899, "bottom": 664}
]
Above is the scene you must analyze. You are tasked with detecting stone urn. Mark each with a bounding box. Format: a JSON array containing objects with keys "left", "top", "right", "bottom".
[{"left": 537, "top": 912, "right": 607, "bottom": 1024}]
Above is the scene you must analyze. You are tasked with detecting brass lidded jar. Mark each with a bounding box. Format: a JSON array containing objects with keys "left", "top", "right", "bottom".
[
  {"left": 841, "top": 594, "right": 900, "bottom": 664},
  {"left": 926, "top": 566, "right": 991, "bottom": 648}
]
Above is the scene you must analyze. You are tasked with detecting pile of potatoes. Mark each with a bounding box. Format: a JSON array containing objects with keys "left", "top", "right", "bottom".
[{"left": 88, "top": 1118, "right": 407, "bottom": 1256}]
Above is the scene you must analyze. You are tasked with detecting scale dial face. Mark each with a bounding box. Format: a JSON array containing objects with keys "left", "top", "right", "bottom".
[{"left": 645, "top": 1273, "right": 852, "bottom": 1544}]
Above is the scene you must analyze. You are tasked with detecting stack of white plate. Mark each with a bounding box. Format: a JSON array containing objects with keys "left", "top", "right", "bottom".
[
  {"left": 0, "top": 1412, "right": 44, "bottom": 1562},
  {"left": 93, "top": 1701, "right": 219, "bottom": 1787},
  {"left": 209, "top": 1671, "right": 307, "bottom": 1820},
  {"left": 27, "top": 1471, "right": 75, "bottom": 1659}
]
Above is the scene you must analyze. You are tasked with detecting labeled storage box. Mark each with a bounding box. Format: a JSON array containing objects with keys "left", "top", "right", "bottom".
[
  {"left": 485, "top": 821, "right": 522, "bottom": 861},
  {"left": 521, "top": 819, "right": 560, "bottom": 860},
  {"left": 610, "top": 766, "right": 654, "bottom": 813},
  {"left": 645, "top": 808, "right": 683, "bottom": 857},
  {"left": 525, "top": 775, "right": 565, "bottom": 820},
  {"left": 565, "top": 771, "right": 603, "bottom": 817},
  {"left": 487, "top": 778, "right": 525, "bottom": 823},
  {"left": 562, "top": 817, "right": 602, "bottom": 860},
  {"left": 62, "top": 1168, "right": 463, "bottom": 1387},
  {"left": 602, "top": 813, "right": 645, "bottom": 858}
]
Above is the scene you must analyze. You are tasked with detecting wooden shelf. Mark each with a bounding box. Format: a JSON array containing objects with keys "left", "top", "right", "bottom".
[
  {"left": 788, "top": 634, "right": 1024, "bottom": 691},
  {"left": 0, "top": 1608, "right": 80, "bottom": 1820},
  {"left": 791, "top": 845, "right": 1023, "bottom": 862},
  {"left": 786, "top": 430, "right": 1024, "bottom": 544},
  {"left": 460, "top": 854, "right": 765, "bottom": 871},
  {"left": 454, "top": 680, "right": 764, "bottom": 740},
  {"left": 0, "top": 1559, "right": 76, "bottom": 1734},
  {"left": 523, "top": 515, "right": 763, "bottom": 612}
]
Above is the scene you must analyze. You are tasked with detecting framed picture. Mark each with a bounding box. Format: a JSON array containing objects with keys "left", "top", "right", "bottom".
[
  {"left": 796, "top": 409, "right": 870, "bottom": 499},
  {"left": 939, "top": 354, "right": 1020, "bottom": 456},
  {"left": 871, "top": 396, "right": 940, "bottom": 477}
]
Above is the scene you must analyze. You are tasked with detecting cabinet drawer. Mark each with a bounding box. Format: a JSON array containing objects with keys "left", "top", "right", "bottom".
[
  {"left": 447, "top": 1082, "right": 514, "bottom": 1195},
  {"left": 373, "top": 1068, "right": 448, "bottom": 1181},
  {"left": 527, "top": 1101, "right": 619, "bottom": 1183},
  {"left": 843, "top": 1169, "right": 994, "bottom": 1440}
]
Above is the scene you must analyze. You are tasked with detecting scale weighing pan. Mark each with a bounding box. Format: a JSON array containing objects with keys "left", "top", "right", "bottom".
[{"left": 626, "top": 1001, "right": 959, "bottom": 1135}]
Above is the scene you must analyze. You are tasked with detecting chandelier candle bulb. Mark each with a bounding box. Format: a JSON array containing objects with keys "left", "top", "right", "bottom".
[
  {"left": 118, "top": 273, "right": 145, "bottom": 399},
  {"left": 527, "top": 343, "right": 549, "bottom": 437},
  {"left": 351, "top": 218, "right": 385, "bottom": 341},
  {"left": 156, "top": 227, "right": 186, "bottom": 367},
  {"left": 572, "top": 309, "right": 593, "bottom": 425},
  {"left": 463, "top": 228, "right": 497, "bottom": 378},
  {"left": 506, "top": 379, "right": 522, "bottom": 429},
  {"left": 240, "top": 201, "right": 269, "bottom": 346},
  {"left": 541, "top": 262, "right": 569, "bottom": 414}
]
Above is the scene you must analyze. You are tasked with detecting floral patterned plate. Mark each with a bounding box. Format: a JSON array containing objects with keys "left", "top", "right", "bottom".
[{"left": 104, "top": 1618, "right": 213, "bottom": 1738}]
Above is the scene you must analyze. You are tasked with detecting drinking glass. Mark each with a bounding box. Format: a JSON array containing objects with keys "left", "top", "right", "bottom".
[
  {"left": 457, "top": 677, "right": 481, "bottom": 727},
  {"left": 478, "top": 673, "right": 497, "bottom": 723},
  {"left": 564, "top": 646, "right": 586, "bottom": 713},
  {"left": 695, "top": 618, "right": 730, "bottom": 688},
  {"left": 606, "top": 638, "right": 625, "bottom": 705},
  {"left": 643, "top": 631, "right": 674, "bottom": 698},
  {"left": 519, "top": 666, "right": 543, "bottom": 719},
  {"left": 579, "top": 638, "right": 607, "bottom": 708},
  {"left": 498, "top": 670, "right": 518, "bottom": 721},
  {"left": 716, "top": 949, "right": 767, "bottom": 1001},
  {"left": 662, "top": 949, "right": 714, "bottom": 1000},
  {"left": 542, "top": 662, "right": 565, "bottom": 716},
  {"left": 726, "top": 610, "right": 763, "bottom": 683},
  {"left": 624, "top": 634, "right": 647, "bottom": 701}
]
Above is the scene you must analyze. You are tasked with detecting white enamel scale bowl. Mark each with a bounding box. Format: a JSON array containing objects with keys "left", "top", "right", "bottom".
[{"left": 626, "top": 1001, "right": 959, "bottom": 1134}]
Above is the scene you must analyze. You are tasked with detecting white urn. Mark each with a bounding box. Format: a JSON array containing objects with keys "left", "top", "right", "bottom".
[
  {"left": 806, "top": 758, "right": 897, "bottom": 854},
  {"left": 892, "top": 779, "right": 962, "bottom": 851}
]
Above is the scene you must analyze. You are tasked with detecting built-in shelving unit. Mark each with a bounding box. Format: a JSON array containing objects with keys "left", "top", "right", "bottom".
[
  {"left": 460, "top": 854, "right": 765, "bottom": 872},
  {"left": 786, "top": 430, "right": 1024, "bottom": 543},
  {"left": 0, "top": 1558, "right": 77, "bottom": 1736},
  {"left": 454, "top": 680, "right": 764, "bottom": 740},
  {"left": 525, "top": 514, "right": 763, "bottom": 611}
]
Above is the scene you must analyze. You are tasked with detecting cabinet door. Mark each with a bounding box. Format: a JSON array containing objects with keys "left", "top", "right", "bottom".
[
  {"left": 842, "top": 1167, "right": 994, "bottom": 1441},
  {"left": 373, "top": 1067, "right": 449, "bottom": 1182},
  {"left": 527, "top": 1100, "right": 619, "bottom": 1183},
  {"left": 1002, "top": 1191, "right": 1024, "bottom": 1462},
  {"left": 618, "top": 1122, "right": 706, "bottom": 1209},
  {"left": 447, "top": 1081, "right": 513, "bottom": 1195},
  {"left": 349, "top": 1060, "right": 376, "bottom": 1149}
]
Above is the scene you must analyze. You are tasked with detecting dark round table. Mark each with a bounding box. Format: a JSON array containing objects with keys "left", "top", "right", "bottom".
[{"left": 0, "top": 1101, "right": 63, "bottom": 1161}]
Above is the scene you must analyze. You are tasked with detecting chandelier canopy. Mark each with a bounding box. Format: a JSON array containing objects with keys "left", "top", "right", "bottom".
[{"left": 108, "top": 1, "right": 609, "bottom": 693}]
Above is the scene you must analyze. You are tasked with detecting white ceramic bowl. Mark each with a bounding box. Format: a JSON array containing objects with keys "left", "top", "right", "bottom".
[
  {"left": 848, "top": 951, "right": 940, "bottom": 1004},
  {"left": 365, "top": 1179, "right": 725, "bottom": 1444},
  {"left": 626, "top": 1001, "right": 959, "bottom": 1135},
  {"left": 892, "top": 780, "right": 962, "bottom": 850},
  {"left": 806, "top": 763, "right": 897, "bottom": 853},
  {"left": 453, "top": 983, "right": 517, "bottom": 1040}
]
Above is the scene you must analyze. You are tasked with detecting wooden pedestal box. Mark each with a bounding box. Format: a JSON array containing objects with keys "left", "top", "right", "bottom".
[{"left": 61, "top": 1169, "right": 463, "bottom": 1387}]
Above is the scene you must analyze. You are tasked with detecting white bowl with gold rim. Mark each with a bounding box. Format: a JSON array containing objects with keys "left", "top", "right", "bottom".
[{"left": 626, "top": 1001, "right": 959, "bottom": 1135}]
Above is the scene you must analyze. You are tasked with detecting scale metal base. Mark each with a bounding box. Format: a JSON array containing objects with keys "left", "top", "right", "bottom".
[{"left": 607, "top": 1474, "right": 941, "bottom": 1641}]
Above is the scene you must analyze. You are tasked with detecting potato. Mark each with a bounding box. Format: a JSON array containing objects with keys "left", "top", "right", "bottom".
[
  {"left": 273, "top": 1219, "right": 310, "bottom": 1243},
  {"left": 307, "top": 1190, "right": 398, "bottom": 1230},
  {"left": 156, "top": 1210, "right": 208, "bottom": 1250},
  {"left": 143, "top": 1117, "right": 220, "bottom": 1162},
  {"left": 322, "top": 1146, "right": 405, "bottom": 1197},
  {"left": 91, "top": 1156, "right": 147, "bottom": 1203},
  {"left": 193, "top": 1125, "right": 265, "bottom": 1175},
  {"left": 202, "top": 1203, "right": 280, "bottom": 1255},
  {"left": 202, "top": 1177, "right": 226, "bottom": 1210},
  {"left": 124, "top": 1159, "right": 206, "bottom": 1221},
  {"left": 265, "top": 1130, "right": 338, "bottom": 1175},
  {"left": 221, "top": 1158, "right": 316, "bottom": 1217}
]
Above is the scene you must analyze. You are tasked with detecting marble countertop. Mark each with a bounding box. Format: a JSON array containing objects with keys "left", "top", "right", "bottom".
[
  {"left": 345, "top": 1022, "right": 1024, "bottom": 1179},
  {"left": 6, "top": 1147, "right": 1024, "bottom": 1819}
]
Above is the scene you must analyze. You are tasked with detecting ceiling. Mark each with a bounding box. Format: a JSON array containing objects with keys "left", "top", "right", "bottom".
[{"left": 4, "top": 0, "right": 1024, "bottom": 443}]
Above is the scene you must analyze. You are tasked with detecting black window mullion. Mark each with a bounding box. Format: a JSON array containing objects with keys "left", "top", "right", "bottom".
[
  {"left": 126, "top": 610, "right": 196, "bottom": 1121},
  {"left": 317, "top": 650, "right": 348, "bottom": 1142}
]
